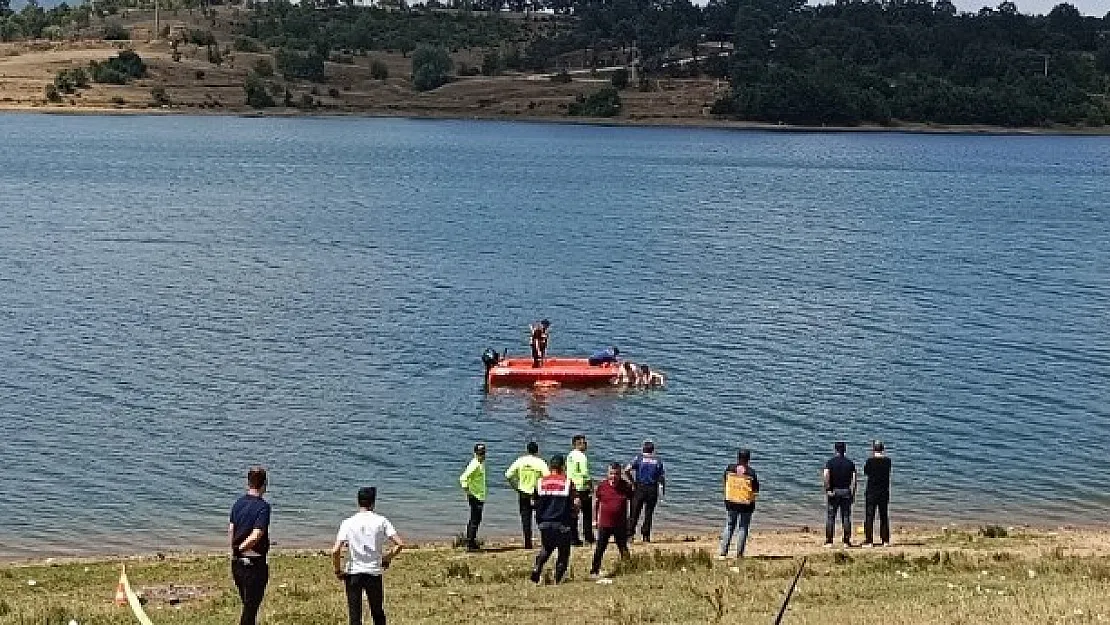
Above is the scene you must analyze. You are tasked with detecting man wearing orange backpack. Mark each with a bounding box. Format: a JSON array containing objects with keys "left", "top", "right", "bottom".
[{"left": 720, "top": 448, "right": 760, "bottom": 559}]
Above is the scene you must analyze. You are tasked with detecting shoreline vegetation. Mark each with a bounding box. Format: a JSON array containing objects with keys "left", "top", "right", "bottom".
[
  {"left": 2, "top": 526, "right": 1109, "bottom": 624},
  {"left": 1, "top": 1, "right": 1108, "bottom": 133}
]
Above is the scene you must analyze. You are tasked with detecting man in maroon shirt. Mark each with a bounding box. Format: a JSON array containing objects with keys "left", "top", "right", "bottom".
[{"left": 590, "top": 463, "right": 634, "bottom": 578}]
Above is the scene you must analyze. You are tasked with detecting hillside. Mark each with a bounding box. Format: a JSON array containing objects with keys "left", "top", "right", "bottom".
[{"left": 0, "top": 1, "right": 1108, "bottom": 129}]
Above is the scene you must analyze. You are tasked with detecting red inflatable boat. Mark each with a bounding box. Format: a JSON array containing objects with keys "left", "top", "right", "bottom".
[{"left": 484, "top": 356, "right": 621, "bottom": 388}]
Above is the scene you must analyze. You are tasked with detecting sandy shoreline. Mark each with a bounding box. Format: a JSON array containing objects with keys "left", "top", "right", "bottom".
[
  {"left": 4, "top": 104, "right": 1110, "bottom": 136},
  {"left": 5, "top": 522, "right": 1109, "bottom": 566}
]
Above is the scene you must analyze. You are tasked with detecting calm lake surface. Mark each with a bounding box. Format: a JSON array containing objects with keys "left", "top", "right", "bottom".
[{"left": 1, "top": 115, "right": 1108, "bottom": 558}]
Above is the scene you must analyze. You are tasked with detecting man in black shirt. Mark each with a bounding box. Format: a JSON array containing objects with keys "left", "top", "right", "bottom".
[
  {"left": 530, "top": 319, "right": 550, "bottom": 368},
  {"left": 863, "top": 440, "right": 892, "bottom": 547},
  {"left": 229, "top": 466, "right": 272, "bottom": 625},
  {"left": 822, "top": 442, "right": 856, "bottom": 547}
]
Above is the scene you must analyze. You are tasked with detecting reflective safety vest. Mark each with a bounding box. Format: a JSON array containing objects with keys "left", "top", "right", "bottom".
[{"left": 725, "top": 470, "right": 757, "bottom": 505}]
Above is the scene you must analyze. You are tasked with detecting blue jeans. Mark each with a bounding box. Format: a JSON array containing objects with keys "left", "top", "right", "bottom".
[{"left": 719, "top": 508, "right": 753, "bottom": 556}]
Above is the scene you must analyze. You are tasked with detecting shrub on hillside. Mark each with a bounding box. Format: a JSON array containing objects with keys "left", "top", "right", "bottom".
[
  {"left": 568, "top": 86, "right": 621, "bottom": 117},
  {"left": 150, "top": 85, "right": 171, "bottom": 106},
  {"left": 275, "top": 48, "right": 326, "bottom": 82},
  {"left": 189, "top": 29, "right": 217, "bottom": 47},
  {"left": 89, "top": 51, "right": 147, "bottom": 84},
  {"left": 370, "top": 59, "right": 389, "bottom": 80},
  {"left": 244, "top": 73, "right": 275, "bottom": 108},
  {"left": 481, "top": 49, "right": 501, "bottom": 76},
  {"left": 234, "top": 36, "right": 267, "bottom": 53},
  {"left": 610, "top": 68, "right": 629, "bottom": 90},
  {"left": 411, "top": 46, "right": 453, "bottom": 92},
  {"left": 103, "top": 21, "right": 130, "bottom": 40},
  {"left": 44, "top": 84, "right": 62, "bottom": 102},
  {"left": 253, "top": 58, "right": 274, "bottom": 77}
]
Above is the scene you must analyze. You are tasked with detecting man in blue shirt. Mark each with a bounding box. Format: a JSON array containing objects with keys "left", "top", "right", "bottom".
[
  {"left": 229, "top": 467, "right": 272, "bottom": 625},
  {"left": 588, "top": 346, "right": 620, "bottom": 366},
  {"left": 625, "top": 440, "right": 665, "bottom": 542}
]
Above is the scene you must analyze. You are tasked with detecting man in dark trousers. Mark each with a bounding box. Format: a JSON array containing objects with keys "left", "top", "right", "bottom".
[
  {"left": 626, "top": 440, "right": 665, "bottom": 542},
  {"left": 863, "top": 440, "right": 892, "bottom": 547},
  {"left": 229, "top": 466, "right": 272, "bottom": 625},
  {"left": 458, "top": 443, "right": 487, "bottom": 552},
  {"left": 823, "top": 442, "right": 857, "bottom": 547},
  {"left": 331, "top": 487, "right": 405, "bottom": 625},
  {"left": 590, "top": 463, "right": 633, "bottom": 578},
  {"left": 530, "top": 319, "right": 550, "bottom": 367},
  {"left": 531, "top": 454, "right": 579, "bottom": 584},
  {"left": 504, "top": 441, "right": 549, "bottom": 549}
]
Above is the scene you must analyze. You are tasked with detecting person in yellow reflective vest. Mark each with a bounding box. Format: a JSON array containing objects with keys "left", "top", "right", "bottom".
[
  {"left": 505, "top": 441, "right": 549, "bottom": 549},
  {"left": 458, "top": 443, "right": 487, "bottom": 552},
  {"left": 566, "top": 434, "right": 594, "bottom": 545}
]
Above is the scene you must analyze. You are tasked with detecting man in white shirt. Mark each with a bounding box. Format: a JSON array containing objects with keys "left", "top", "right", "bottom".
[{"left": 331, "top": 487, "right": 405, "bottom": 625}]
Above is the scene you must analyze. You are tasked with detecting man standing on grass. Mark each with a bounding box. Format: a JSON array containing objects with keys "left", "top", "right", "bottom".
[
  {"left": 531, "top": 454, "right": 579, "bottom": 584},
  {"left": 229, "top": 466, "right": 271, "bottom": 625},
  {"left": 332, "top": 487, "right": 404, "bottom": 625},
  {"left": 626, "top": 440, "right": 665, "bottom": 542},
  {"left": 459, "top": 443, "right": 487, "bottom": 552},
  {"left": 505, "top": 441, "right": 549, "bottom": 549},
  {"left": 720, "top": 448, "right": 760, "bottom": 558},
  {"left": 823, "top": 441, "right": 857, "bottom": 547},
  {"left": 590, "top": 462, "right": 634, "bottom": 578},
  {"left": 863, "top": 440, "right": 892, "bottom": 547},
  {"left": 567, "top": 434, "right": 594, "bottom": 545}
]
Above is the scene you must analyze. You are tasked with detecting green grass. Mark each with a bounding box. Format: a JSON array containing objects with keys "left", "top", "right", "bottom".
[{"left": 2, "top": 532, "right": 1109, "bottom": 624}]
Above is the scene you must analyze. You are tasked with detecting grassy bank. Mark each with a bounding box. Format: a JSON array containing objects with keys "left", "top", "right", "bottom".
[{"left": 2, "top": 527, "right": 1108, "bottom": 624}]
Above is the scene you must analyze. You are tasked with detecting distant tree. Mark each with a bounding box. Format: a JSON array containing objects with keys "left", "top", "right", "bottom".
[
  {"left": 253, "top": 57, "right": 274, "bottom": 76},
  {"left": 568, "top": 85, "right": 621, "bottom": 117},
  {"left": 610, "top": 67, "right": 628, "bottom": 90},
  {"left": 411, "top": 45, "right": 453, "bottom": 91},
  {"left": 150, "top": 85, "right": 171, "bottom": 105},
  {"left": 44, "top": 83, "right": 61, "bottom": 102},
  {"left": 102, "top": 20, "right": 130, "bottom": 40},
  {"left": 244, "top": 72, "right": 276, "bottom": 107},
  {"left": 481, "top": 49, "right": 501, "bottom": 76},
  {"left": 370, "top": 59, "right": 389, "bottom": 80}
]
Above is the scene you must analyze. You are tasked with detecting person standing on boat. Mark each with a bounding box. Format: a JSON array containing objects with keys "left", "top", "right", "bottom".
[
  {"left": 567, "top": 434, "right": 595, "bottom": 545},
  {"left": 823, "top": 441, "right": 857, "bottom": 547},
  {"left": 505, "top": 441, "right": 549, "bottom": 549},
  {"left": 229, "top": 466, "right": 271, "bottom": 625},
  {"left": 588, "top": 346, "right": 620, "bottom": 366},
  {"left": 626, "top": 440, "right": 665, "bottom": 542},
  {"left": 459, "top": 443, "right": 487, "bottom": 552},
  {"left": 531, "top": 319, "right": 550, "bottom": 368},
  {"left": 530, "top": 454, "right": 579, "bottom": 584},
  {"left": 863, "top": 440, "right": 892, "bottom": 547}
]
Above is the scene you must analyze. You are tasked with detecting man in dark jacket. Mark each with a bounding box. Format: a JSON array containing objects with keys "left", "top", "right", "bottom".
[
  {"left": 530, "top": 454, "right": 579, "bottom": 584},
  {"left": 823, "top": 441, "right": 857, "bottom": 547},
  {"left": 720, "top": 449, "right": 760, "bottom": 558},
  {"left": 863, "top": 440, "right": 892, "bottom": 547}
]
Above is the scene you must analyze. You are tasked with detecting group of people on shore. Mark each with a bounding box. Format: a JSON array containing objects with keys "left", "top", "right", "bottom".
[
  {"left": 460, "top": 436, "right": 667, "bottom": 581},
  {"left": 226, "top": 439, "right": 892, "bottom": 625}
]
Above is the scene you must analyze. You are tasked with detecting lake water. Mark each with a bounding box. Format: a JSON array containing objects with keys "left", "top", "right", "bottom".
[{"left": 0, "top": 115, "right": 1108, "bottom": 558}]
